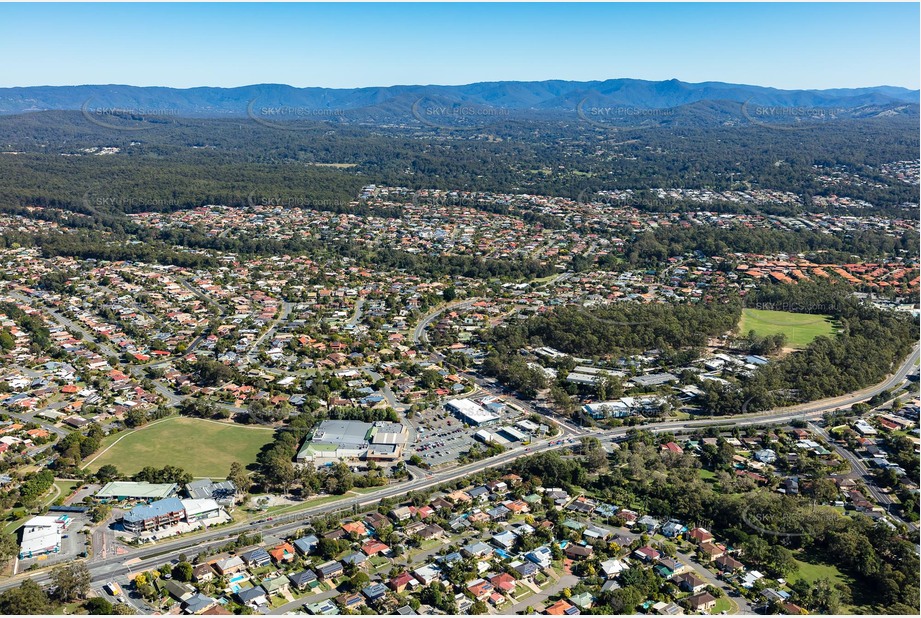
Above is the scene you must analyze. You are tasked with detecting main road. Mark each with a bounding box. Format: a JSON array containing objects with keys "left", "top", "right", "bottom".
[{"left": 1, "top": 343, "right": 917, "bottom": 593}]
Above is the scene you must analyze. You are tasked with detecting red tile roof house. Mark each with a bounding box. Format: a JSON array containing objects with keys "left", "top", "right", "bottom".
[
  {"left": 699, "top": 541, "right": 726, "bottom": 561},
  {"left": 361, "top": 539, "right": 390, "bottom": 556},
  {"left": 467, "top": 579, "right": 494, "bottom": 601},
  {"left": 269, "top": 542, "right": 296, "bottom": 564},
  {"left": 388, "top": 572, "right": 417, "bottom": 594},
  {"left": 489, "top": 573, "right": 517, "bottom": 594},
  {"left": 688, "top": 527, "right": 713, "bottom": 544},
  {"left": 714, "top": 554, "right": 745, "bottom": 573},
  {"left": 545, "top": 599, "right": 579, "bottom": 615},
  {"left": 633, "top": 546, "right": 661, "bottom": 562},
  {"left": 341, "top": 521, "right": 369, "bottom": 537}
]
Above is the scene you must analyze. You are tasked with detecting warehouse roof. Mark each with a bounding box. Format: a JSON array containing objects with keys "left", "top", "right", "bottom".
[{"left": 97, "top": 481, "right": 177, "bottom": 500}]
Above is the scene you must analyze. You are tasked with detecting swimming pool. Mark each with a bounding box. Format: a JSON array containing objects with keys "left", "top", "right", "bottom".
[{"left": 229, "top": 574, "right": 246, "bottom": 584}]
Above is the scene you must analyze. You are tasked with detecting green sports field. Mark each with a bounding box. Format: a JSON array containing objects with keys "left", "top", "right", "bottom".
[
  {"left": 85, "top": 416, "right": 275, "bottom": 478},
  {"left": 738, "top": 308, "right": 836, "bottom": 349}
]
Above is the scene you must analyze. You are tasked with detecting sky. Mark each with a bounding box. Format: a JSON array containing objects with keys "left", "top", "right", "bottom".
[{"left": 1, "top": 2, "right": 918, "bottom": 90}]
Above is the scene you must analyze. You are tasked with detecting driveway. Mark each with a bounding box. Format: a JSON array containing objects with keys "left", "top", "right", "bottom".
[{"left": 508, "top": 573, "right": 578, "bottom": 614}]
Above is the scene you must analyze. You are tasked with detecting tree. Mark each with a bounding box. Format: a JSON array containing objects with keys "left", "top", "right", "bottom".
[
  {"left": 470, "top": 600, "right": 489, "bottom": 614},
  {"left": 173, "top": 561, "right": 194, "bottom": 582},
  {"left": 581, "top": 436, "right": 608, "bottom": 472},
  {"left": 96, "top": 464, "right": 120, "bottom": 483},
  {"left": 0, "top": 579, "right": 52, "bottom": 614},
  {"left": 349, "top": 572, "right": 370, "bottom": 591},
  {"left": 51, "top": 563, "right": 91, "bottom": 602},
  {"left": 90, "top": 503, "right": 112, "bottom": 524},
  {"left": 84, "top": 597, "right": 114, "bottom": 615},
  {"left": 228, "top": 461, "right": 252, "bottom": 494},
  {"left": 0, "top": 532, "right": 18, "bottom": 562},
  {"left": 442, "top": 287, "right": 457, "bottom": 302},
  {"left": 112, "top": 603, "right": 135, "bottom": 615}
]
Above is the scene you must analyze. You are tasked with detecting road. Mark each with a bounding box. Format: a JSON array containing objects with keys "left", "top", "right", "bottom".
[
  {"left": 808, "top": 421, "right": 912, "bottom": 532},
  {"left": 508, "top": 574, "right": 579, "bottom": 614},
  {"left": 1, "top": 344, "right": 917, "bottom": 593},
  {"left": 8, "top": 290, "right": 121, "bottom": 359},
  {"left": 412, "top": 298, "right": 480, "bottom": 345},
  {"left": 346, "top": 298, "right": 365, "bottom": 328},
  {"left": 245, "top": 301, "right": 293, "bottom": 366}
]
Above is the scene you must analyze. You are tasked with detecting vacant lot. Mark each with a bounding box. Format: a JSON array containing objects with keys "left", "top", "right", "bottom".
[
  {"left": 738, "top": 308, "right": 836, "bottom": 348},
  {"left": 85, "top": 417, "right": 275, "bottom": 478}
]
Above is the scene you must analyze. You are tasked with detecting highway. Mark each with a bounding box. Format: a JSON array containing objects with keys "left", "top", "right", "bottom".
[{"left": 2, "top": 344, "right": 917, "bottom": 593}]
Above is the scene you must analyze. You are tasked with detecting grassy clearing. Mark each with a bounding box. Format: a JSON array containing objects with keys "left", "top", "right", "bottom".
[
  {"left": 85, "top": 417, "right": 275, "bottom": 478},
  {"left": 698, "top": 468, "right": 717, "bottom": 482},
  {"left": 738, "top": 308, "right": 835, "bottom": 349},
  {"left": 792, "top": 557, "right": 847, "bottom": 586}
]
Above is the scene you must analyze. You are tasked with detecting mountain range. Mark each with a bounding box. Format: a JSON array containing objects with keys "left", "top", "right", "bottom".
[{"left": 0, "top": 78, "right": 917, "bottom": 126}]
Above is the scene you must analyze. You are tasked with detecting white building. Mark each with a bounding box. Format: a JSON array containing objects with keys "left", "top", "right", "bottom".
[
  {"left": 446, "top": 399, "right": 499, "bottom": 426},
  {"left": 19, "top": 515, "right": 66, "bottom": 559}
]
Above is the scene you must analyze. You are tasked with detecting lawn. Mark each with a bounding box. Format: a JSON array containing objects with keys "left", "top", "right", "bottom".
[
  {"left": 712, "top": 597, "right": 733, "bottom": 614},
  {"left": 737, "top": 308, "right": 836, "bottom": 349},
  {"left": 792, "top": 557, "right": 847, "bottom": 586},
  {"left": 84, "top": 416, "right": 275, "bottom": 478},
  {"left": 698, "top": 468, "right": 717, "bottom": 481}
]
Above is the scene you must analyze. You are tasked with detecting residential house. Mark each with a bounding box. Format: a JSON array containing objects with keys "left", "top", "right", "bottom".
[
  {"left": 688, "top": 527, "right": 713, "bottom": 544},
  {"left": 315, "top": 560, "right": 344, "bottom": 581},
  {"left": 192, "top": 563, "right": 215, "bottom": 583},
  {"left": 362, "top": 582, "right": 389, "bottom": 603},
  {"left": 674, "top": 572, "right": 708, "bottom": 594},
  {"left": 634, "top": 546, "right": 661, "bottom": 562},
  {"left": 288, "top": 570, "right": 318, "bottom": 591},
  {"left": 490, "top": 573, "right": 517, "bottom": 594},
  {"left": 182, "top": 593, "right": 218, "bottom": 615},
  {"left": 467, "top": 579, "right": 494, "bottom": 602},
  {"left": 269, "top": 542, "right": 296, "bottom": 564},
  {"left": 686, "top": 592, "right": 717, "bottom": 613},
  {"left": 214, "top": 556, "right": 245, "bottom": 575},
  {"left": 564, "top": 544, "right": 593, "bottom": 560},
  {"left": 293, "top": 534, "right": 319, "bottom": 556},
  {"left": 714, "top": 554, "right": 744, "bottom": 573},
  {"left": 235, "top": 586, "right": 268, "bottom": 609},
  {"left": 389, "top": 572, "right": 418, "bottom": 594},
  {"left": 263, "top": 576, "right": 290, "bottom": 597},
  {"left": 545, "top": 599, "right": 579, "bottom": 615},
  {"left": 336, "top": 592, "right": 364, "bottom": 611},
  {"left": 240, "top": 547, "right": 271, "bottom": 568},
  {"left": 512, "top": 560, "right": 540, "bottom": 581}
]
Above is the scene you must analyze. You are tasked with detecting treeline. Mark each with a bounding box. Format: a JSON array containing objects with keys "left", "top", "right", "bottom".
[
  {"left": 485, "top": 301, "right": 742, "bottom": 358},
  {"left": 625, "top": 224, "right": 920, "bottom": 266},
  {"left": 703, "top": 281, "right": 918, "bottom": 413},
  {"left": 0, "top": 153, "right": 364, "bottom": 217},
  {"left": 1, "top": 109, "right": 916, "bottom": 212},
  {"left": 0, "top": 301, "right": 52, "bottom": 351}
]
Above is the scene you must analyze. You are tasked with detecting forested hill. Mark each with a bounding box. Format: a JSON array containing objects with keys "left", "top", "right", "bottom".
[{"left": 0, "top": 78, "right": 917, "bottom": 120}]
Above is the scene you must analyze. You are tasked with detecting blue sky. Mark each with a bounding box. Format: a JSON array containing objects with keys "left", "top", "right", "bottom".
[{"left": 2, "top": 2, "right": 918, "bottom": 90}]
